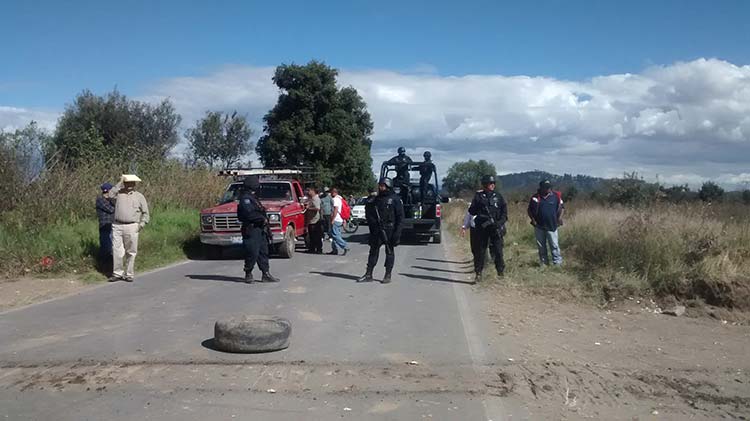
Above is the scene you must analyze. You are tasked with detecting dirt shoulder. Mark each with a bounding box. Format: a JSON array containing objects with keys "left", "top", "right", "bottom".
[{"left": 0, "top": 277, "right": 100, "bottom": 313}]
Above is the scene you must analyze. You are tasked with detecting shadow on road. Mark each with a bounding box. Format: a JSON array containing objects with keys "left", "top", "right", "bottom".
[
  {"left": 411, "top": 265, "right": 475, "bottom": 274},
  {"left": 187, "top": 274, "right": 246, "bottom": 283},
  {"left": 399, "top": 272, "right": 474, "bottom": 285},
  {"left": 201, "top": 338, "right": 221, "bottom": 352},
  {"left": 415, "top": 257, "right": 473, "bottom": 265},
  {"left": 309, "top": 271, "right": 360, "bottom": 281}
]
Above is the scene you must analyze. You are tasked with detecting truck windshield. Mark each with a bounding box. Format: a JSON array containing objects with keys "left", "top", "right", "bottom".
[{"left": 220, "top": 182, "right": 294, "bottom": 204}]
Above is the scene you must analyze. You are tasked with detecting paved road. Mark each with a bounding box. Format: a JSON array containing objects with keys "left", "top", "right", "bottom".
[{"left": 0, "top": 232, "right": 527, "bottom": 420}]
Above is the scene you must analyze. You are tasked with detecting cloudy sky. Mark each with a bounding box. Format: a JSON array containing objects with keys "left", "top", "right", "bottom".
[{"left": 2, "top": 1, "right": 749, "bottom": 188}]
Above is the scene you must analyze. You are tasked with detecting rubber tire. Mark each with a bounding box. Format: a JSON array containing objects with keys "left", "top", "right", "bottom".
[
  {"left": 278, "top": 225, "right": 295, "bottom": 258},
  {"left": 214, "top": 315, "right": 291, "bottom": 353},
  {"left": 433, "top": 233, "right": 442, "bottom": 244}
]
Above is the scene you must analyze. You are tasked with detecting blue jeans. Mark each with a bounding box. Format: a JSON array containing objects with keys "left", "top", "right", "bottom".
[
  {"left": 535, "top": 227, "right": 562, "bottom": 265},
  {"left": 330, "top": 221, "right": 348, "bottom": 252}
]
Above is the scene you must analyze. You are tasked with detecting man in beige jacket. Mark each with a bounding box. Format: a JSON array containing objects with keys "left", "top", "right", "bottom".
[{"left": 108, "top": 174, "right": 150, "bottom": 282}]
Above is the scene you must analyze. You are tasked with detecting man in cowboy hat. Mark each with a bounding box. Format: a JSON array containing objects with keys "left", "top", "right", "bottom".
[{"left": 108, "top": 174, "right": 150, "bottom": 282}]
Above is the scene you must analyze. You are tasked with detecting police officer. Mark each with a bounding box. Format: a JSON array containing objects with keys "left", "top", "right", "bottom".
[
  {"left": 468, "top": 175, "right": 507, "bottom": 283},
  {"left": 358, "top": 177, "right": 404, "bottom": 284},
  {"left": 385, "top": 147, "right": 413, "bottom": 206},
  {"left": 419, "top": 151, "right": 436, "bottom": 203},
  {"left": 237, "top": 176, "right": 280, "bottom": 284}
]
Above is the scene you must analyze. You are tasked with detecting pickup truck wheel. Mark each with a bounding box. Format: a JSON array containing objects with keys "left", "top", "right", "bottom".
[
  {"left": 433, "top": 233, "right": 442, "bottom": 244},
  {"left": 214, "top": 315, "right": 291, "bottom": 353},
  {"left": 278, "top": 225, "right": 295, "bottom": 258}
]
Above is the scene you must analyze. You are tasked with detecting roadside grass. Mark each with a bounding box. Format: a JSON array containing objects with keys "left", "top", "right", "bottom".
[
  {"left": 443, "top": 200, "right": 750, "bottom": 309},
  {"left": 0, "top": 207, "right": 200, "bottom": 280}
]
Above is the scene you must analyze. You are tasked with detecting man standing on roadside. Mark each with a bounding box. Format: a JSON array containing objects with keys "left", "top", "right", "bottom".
[
  {"left": 237, "top": 176, "right": 280, "bottom": 283},
  {"left": 328, "top": 187, "right": 350, "bottom": 256},
  {"left": 468, "top": 175, "right": 507, "bottom": 283},
  {"left": 108, "top": 174, "right": 149, "bottom": 282},
  {"left": 528, "top": 180, "right": 564, "bottom": 266},
  {"left": 320, "top": 187, "right": 333, "bottom": 240},
  {"left": 95, "top": 182, "right": 115, "bottom": 273},
  {"left": 305, "top": 186, "right": 324, "bottom": 254}
]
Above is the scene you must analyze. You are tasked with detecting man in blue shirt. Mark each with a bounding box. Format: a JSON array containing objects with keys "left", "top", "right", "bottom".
[{"left": 527, "top": 180, "right": 565, "bottom": 266}]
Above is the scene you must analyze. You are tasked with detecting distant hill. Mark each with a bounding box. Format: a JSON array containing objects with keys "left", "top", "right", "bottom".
[{"left": 496, "top": 170, "right": 606, "bottom": 193}]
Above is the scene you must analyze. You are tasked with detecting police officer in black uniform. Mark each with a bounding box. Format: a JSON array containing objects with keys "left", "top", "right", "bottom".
[
  {"left": 468, "top": 175, "right": 507, "bottom": 283},
  {"left": 237, "top": 176, "right": 280, "bottom": 284},
  {"left": 419, "top": 151, "right": 436, "bottom": 203},
  {"left": 385, "top": 147, "right": 413, "bottom": 206},
  {"left": 358, "top": 177, "right": 404, "bottom": 284}
]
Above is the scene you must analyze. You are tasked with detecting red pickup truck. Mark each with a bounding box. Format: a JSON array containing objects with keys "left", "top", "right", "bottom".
[{"left": 199, "top": 169, "right": 308, "bottom": 258}]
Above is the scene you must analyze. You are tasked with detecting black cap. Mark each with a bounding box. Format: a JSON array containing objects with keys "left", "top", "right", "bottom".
[
  {"left": 539, "top": 179, "right": 552, "bottom": 188},
  {"left": 243, "top": 176, "right": 261, "bottom": 190},
  {"left": 480, "top": 175, "right": 496, "bottom": 185},
  {"left": 378, "top": 177, "right": 393, "bottom": 189}
]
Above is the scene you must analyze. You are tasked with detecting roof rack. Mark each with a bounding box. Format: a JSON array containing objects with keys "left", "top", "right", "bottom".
[{"left": 218, "top": 168, "right": 304, "bottom": 177}]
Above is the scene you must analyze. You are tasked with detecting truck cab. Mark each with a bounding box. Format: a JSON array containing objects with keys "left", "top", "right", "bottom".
[{"left": 199, "top": 169, "right": 307, "bottom": 258}]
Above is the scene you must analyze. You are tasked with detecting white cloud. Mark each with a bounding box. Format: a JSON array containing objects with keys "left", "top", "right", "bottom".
[
  {"left": 0, "top": 106, "right": 58, "bottom": 132},
  {"left": 4, "top": 58, "right": 750, "bottom": 189}
]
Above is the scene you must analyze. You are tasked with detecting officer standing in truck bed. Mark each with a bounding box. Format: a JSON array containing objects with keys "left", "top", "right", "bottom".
[{"left": 468, "top": 175, "right": 507, "bottom": 283}]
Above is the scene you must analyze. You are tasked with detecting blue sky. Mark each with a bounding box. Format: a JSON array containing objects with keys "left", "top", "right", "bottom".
[
  {"left": 2, "top": 0, "right": 748, "bottom": 107},
  {"left": 1, "top": 0, "right": 750, "bottom": 187}
]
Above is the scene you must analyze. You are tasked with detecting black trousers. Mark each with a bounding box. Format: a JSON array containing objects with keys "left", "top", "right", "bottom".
[
  {"left": 98, "top": 224, "right": 113, "bottom": 273},
  {"left": 307, "top": 221, "right": 324, "bottom": 253},
  {"left": 367, "top": 228, "right": 395, "bottom": 272},
  {"left": 320, "top": 216, "right": 331, "bottom": 237},
  {"left": 243, "top": 226, "right": 270, "bottom": 274},
  {"left": 470, "top": 226, "right": 504, "bottom": 274}
]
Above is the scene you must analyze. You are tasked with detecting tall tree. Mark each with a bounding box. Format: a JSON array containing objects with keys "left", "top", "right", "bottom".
[
  {"left": 52, "top": 90, "right": 181, "bottom": 166},
  {"left": 442, "top": 160, "right": 497, "bottom": 197},
  {"left": 186, "top": 111, "right": 253, "bottom": 168},
  {"left": 256, "top": 61, "right": 375, "bottom": 192}
]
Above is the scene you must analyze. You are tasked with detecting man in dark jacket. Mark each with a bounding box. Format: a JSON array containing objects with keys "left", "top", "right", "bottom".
[
  {"left": 527, "top": 179, "right": 564, "bottom": 265},
  {"left": 95, "top": 182, "right": 115, "bottom": 272},
  {"left": 357, "top": 177, "right": 404, "bottom": 284},
  {"left": 468, "top": 175, "right": 507, "bottom": 283},
  {"left": 237, "top": 176, "right": 280, "bottom": 284}
]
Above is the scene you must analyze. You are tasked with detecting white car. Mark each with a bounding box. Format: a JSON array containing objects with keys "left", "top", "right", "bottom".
[{"left": 351, "top": 197, "right": 368, "bottom": 224}]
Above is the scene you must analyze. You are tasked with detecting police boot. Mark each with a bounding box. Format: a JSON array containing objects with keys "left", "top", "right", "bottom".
[
  {"left": 357, "top": 269, "right": 374, "bottom": 283},
  {"left": 244, "top": 272, "right": 254, "bottom": 284},
  {"left": 473, "top": 272, "right": 482, "bottom": 284},
  {"left": 261, "top": 272, "right": 280, "bottom": 283},
  {"left": 381, "top": 270, "right": 392, "bottom": 284}
]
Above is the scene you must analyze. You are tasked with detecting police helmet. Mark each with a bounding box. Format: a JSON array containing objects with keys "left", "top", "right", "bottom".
[
  {"left": 378, "top": 177, "right": 394, "bottom": 189},
  {"left": 480, "top": 175, "right": 496, "bottom": 186},
  {"left": 397, "top": 147, "right": 406, "bottom": 154},
  {"left": 243, "top": 175, "right": 261, "bottom": 191},
  {"left": 423, "top": 151, "right": 431, "bottom": 160}
]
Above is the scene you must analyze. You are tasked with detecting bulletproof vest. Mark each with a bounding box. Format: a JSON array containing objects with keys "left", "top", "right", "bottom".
[
  {"left": 376, "top": 192, "right": 397, "bottom": 224},
  {"left": 479, "top": 192, "right": 502, "bottom": 219}
]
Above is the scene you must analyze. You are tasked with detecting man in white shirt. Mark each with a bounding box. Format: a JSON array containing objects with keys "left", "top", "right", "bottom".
[{"left": 328, "top": 188, "right": 350, "bottom": 256}]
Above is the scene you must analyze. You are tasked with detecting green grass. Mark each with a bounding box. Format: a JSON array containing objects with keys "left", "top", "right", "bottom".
[{"left": 0, "top": 207, "right": 201, "bottom": 279}]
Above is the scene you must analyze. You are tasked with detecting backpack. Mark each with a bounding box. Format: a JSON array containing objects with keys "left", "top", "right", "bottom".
[{"left": 340, "top": 198, "right": 351, "bottom": 220}]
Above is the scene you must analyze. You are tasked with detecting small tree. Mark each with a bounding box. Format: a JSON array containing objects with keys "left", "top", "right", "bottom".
[
  {"left": 662, "top": 184, "right": 691, "bottom": 203},
  {"left": 742, "top": 190, "right": 750, "bottom": 205},
  {"left": 52, "top": 89, "right": 181, "bottom": 166},
  {"left": 698, "top": 181, "right": 724, "bottom": 203},
  {"left": 442, "top": 160, "right": 497, "bottom": 197},
  {"left": 186, "top": 111, "right": 253, "bottom": 168},
  {"left": 606, "top": 172, "right": 659, "bottom": 206},
  {"left": 563, "top": 185, "right": 579, "bottom": 202}
]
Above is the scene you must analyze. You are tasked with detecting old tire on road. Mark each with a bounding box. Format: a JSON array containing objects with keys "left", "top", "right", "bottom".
[
  {"left": 278, "top": 225, "right": 296, "bottom": 258},
  {"left": 214, "top": 315, "right": 291, "bottom": 353}
]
